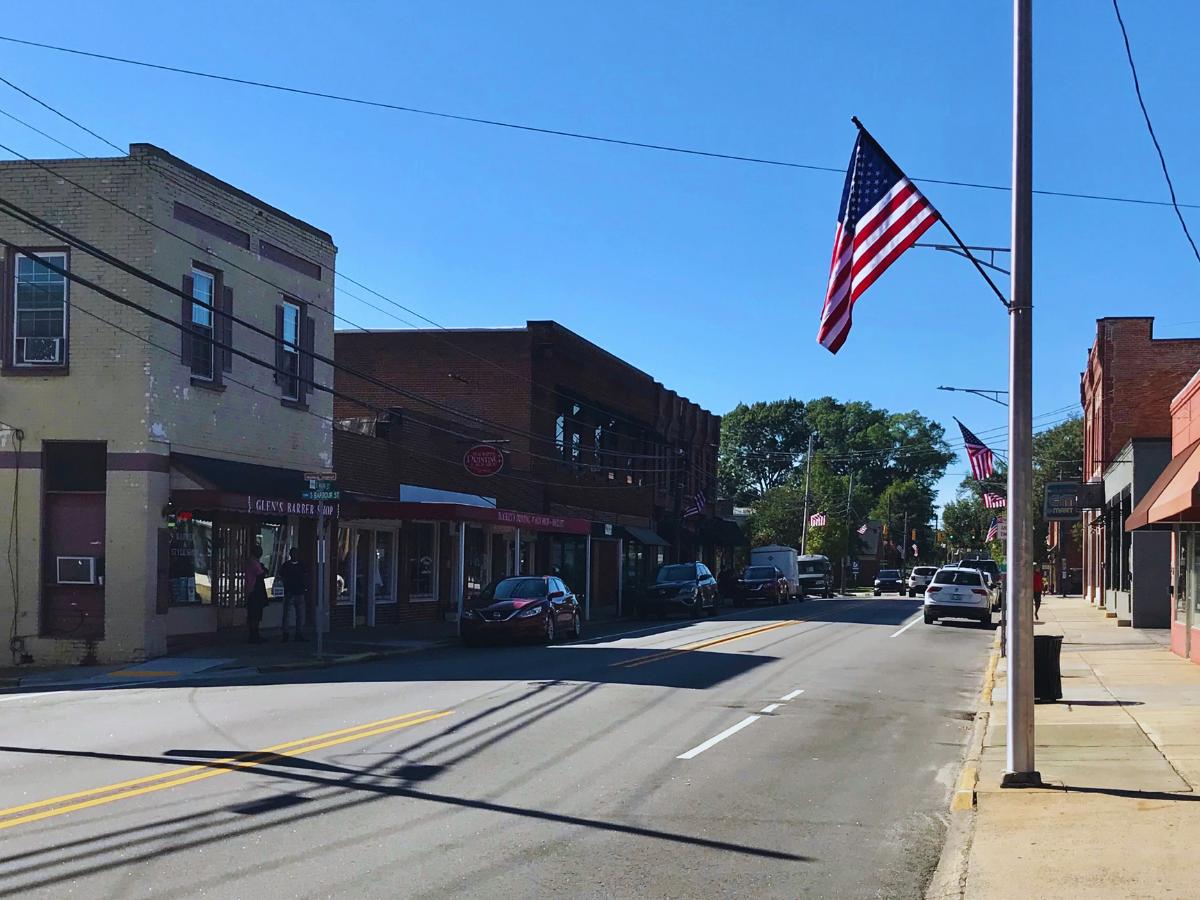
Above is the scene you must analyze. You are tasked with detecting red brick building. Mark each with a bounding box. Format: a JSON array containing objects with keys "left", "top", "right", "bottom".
[
  {"left": 328, "top": 321, "right": 722, "bottom": 627},
  {"left": 1081, "top": 317, "right": 1200, "bottom": 626}
]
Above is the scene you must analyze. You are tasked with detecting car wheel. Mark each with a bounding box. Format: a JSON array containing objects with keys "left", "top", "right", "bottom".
[
  {"left": 924, "top": 610, "right": 936, "bottom": 624},
  {"left": 544, "top": 614, "right": 557, "bottom": 643},
  {"left": 572, "top": 612, "right": 582, "bottom": 638}
]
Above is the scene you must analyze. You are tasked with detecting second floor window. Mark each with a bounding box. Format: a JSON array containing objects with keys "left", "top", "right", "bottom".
[
  {"left": 181, "top": 264, "right": 232, "bottom": 387},
  {"left": 280, "top": 301, "right": 300, "bottom": 400},
  {"left": 10, "top": 251, "right": 68, "bottom": 368},
  {"left": 190, "top": 269, "right": 216, "bottom": 381},
  {"left": 275, "top": 298, "right": 314, "bottom": 407}
]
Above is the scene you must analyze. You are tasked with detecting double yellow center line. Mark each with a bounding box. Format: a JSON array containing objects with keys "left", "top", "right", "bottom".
[
  {"left": 0, "top": 707, "right": 453, "bottom": 831},
  {"left": 610, "top": 619, "right": 803, "bottom": 668}
]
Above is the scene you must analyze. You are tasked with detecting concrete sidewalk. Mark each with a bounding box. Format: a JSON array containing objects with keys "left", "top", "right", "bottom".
[{"left": 957, "top": 595, "right": 1200, "bottom": 898}]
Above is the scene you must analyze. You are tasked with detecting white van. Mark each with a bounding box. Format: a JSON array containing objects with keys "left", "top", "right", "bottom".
[{"left": 750, "top": 545, "right": 799, "bottom": 598}]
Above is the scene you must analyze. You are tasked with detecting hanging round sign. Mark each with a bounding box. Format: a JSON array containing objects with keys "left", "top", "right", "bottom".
[{"left": 464, "top": 444, "right": 505, "bottom": 477}]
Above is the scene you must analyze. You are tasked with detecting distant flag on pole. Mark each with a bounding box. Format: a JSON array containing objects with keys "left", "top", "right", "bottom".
[
  {"left": 810, "top": 512, "right": 827, "bottom": 527},
  {"left": 986, "top": 515, "right": 1005, "bottom": 543},
  {"left": 684, "top": 489, "right": 707, "bottom": 519},
  {"left": 956, "top": 419, "right": 997, "bottom": 480},
  {"left": 912, "top": 543, "right": 919, "bottom": 558},
  {"left": 983, "top": 491, "right": 1006, "bottom": 509},
  {"left": 817, "top": 126, "right": 940, "bottom": 353},
  {"left": 857, "top": 523, "right": 869, "bottom": 535}
]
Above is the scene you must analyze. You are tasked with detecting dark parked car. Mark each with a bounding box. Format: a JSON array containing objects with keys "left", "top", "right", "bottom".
[
  {"left": 735, "top": 565, "right": 790, "bottom": 606},
  {"left": 874, "top": 569, "right": 904, "bottom": 596},
  {"left": 461, "top": 576, "right": 582, "bottom": 645},
  {"left": 640, "top": 562, "right": 720, "bottom": 618}
]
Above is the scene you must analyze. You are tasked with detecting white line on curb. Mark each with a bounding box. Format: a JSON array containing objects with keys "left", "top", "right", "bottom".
[
  {"left": 677, "top": 715, "right": 762, "bottom": 760},
  {"left": 889, "top": 615, "right": 922, "bottom": 638},
  {"left": 780, "top": 689, "right": 805, "bottom": 701}
]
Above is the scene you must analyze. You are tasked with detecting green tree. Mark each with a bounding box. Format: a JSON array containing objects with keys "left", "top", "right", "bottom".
[{"left": 718, "top": 399, "right": 809, "bottom": 503}]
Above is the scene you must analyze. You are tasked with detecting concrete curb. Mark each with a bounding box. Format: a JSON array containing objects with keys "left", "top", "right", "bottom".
[
  {"left": 254, "top": 640, "right": 458, "bottom": 674},
  {"left": 925, "top": 634, "right": 1002, "bottom": 900}
]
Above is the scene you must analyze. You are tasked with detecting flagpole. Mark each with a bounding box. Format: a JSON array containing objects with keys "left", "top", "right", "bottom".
[
  {"left": 850, "top": 117, "right": 1010, "bottom": 310},
  {"left": 1004, "top": 0, "right": 1039, "bottom": 787}
]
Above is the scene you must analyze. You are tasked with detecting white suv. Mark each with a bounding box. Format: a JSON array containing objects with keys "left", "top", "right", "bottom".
[
  {"left": 923, "top": 567, "right": 993, "bottom": 626},
  {"left": 907, "top": 566, "right": 938, "bottom": 597}
]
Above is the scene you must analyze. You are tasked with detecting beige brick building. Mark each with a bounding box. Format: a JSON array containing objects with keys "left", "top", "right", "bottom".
[{"left": 0, "top": 145, "right": 335, "bottom": 664}]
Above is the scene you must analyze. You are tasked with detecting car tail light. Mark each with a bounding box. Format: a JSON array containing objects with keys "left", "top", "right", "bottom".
[
  {"left": 926, "top": 586, "right": 942, "bottom": 593},
  {"left": 972, "top": 588, "right": 989, "bottom": 596}
]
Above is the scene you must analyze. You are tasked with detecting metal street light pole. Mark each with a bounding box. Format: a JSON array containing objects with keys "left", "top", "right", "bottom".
[
  {"left": 801, "top": 431, "right": 817, "bottom": 554},
  {"left": 937, "top": 385, "right": 1010, "bottom": 407},
  {"left": 1004, "top": 0, "right": 1039, "bottom": 787}
]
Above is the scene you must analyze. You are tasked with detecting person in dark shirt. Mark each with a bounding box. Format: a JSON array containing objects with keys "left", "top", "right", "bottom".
[{"left": 278, "top": 548, "right": 309, "bottom": 642}]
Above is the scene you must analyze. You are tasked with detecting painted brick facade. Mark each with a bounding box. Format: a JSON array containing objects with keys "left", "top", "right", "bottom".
[{"left": 0, "top": 145, "right": 335, "bottom": 664}]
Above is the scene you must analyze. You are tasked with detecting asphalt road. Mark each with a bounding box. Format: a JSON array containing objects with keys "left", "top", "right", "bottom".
[{"left": 0, "top": 596, "right": 992, "bottom": 899}]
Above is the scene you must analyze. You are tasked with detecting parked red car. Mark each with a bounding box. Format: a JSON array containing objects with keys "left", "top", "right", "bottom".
[
  {"left": 461, "top": 576, "right": 582, "bottom": 645},
  {"left": 735, "top": 565, "right": 790, "bottom": 606}
]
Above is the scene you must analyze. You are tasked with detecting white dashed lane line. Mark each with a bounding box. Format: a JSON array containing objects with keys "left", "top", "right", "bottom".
[{"left": 676, "top": 689, "right": 805, "bottom": 761}]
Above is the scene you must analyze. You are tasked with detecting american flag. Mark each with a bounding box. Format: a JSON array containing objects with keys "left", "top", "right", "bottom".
[
  {"left": 956, "top": 419, "right": 996, "bottom": 480},
  {"left": 983, "top": 492, "right": 1006, "bottom": 509},
  {"left": 911, "top": 543, "right": 919, "bottom": 558},
  {"left": 810, "top": 512, "right": 827, "bottom": 527},
  {"left": 986, "top": 515, "right": 1005, "bottom": 542},
  {"left": 857, "top": 523, "right": 869, "bottom": 535},
  {"left": 683, "top": 489, "right": 707, "bottom": 518},
  {"left": 818, "top": 128, "right": 939, "bottom": 353}
]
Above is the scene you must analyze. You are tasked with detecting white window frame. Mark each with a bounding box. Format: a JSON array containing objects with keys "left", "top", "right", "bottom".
[
  {"left": 408, "top": 521, "right": 439, "bottom": 602},
  {"left": 12, "top": 251, "right": 69, "bottom": 367},
  {"left": 281, "top": 299, "right": 301, "bottom": 400},
  {"left": 190, "top": 268, "right": 216, "bottom": 381}
]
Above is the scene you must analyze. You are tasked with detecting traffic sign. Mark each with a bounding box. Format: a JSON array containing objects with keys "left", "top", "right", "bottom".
[
  {"left": 302, "top": 488, "right": 340, "bottom": 501},
  {"left": 304, "top": 472, "right": 337, "bottom": 482}
]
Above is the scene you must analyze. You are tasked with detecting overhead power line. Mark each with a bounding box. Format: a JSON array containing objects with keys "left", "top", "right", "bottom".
[
  {"left": 1, "top": 33, "right": 1198, "bottom": 212},
  {"left": 0, "top": 81, "right": 700, "bottom": 449},
  {"left": 1110, "top": 0, "right": 1200, "bottom": 265}
]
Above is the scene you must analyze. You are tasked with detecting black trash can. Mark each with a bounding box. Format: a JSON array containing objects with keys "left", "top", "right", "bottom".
[{"left": 1033, "top": 634, "right": 1063, "bottom": 701}]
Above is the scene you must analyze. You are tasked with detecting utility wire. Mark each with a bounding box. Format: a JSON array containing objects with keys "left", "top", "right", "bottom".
[
  {"left": 1111, "top": 0, "right": 1200, "bottom": 264},
  {"left": 1, "top": 33, "right": 1198, "bottom": 212},
  {"left": 0, "top": 90, "right": 697, "bottom": 450}
]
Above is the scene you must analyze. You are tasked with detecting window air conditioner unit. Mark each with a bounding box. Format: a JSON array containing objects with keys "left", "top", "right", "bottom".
[
  {"left": 17, "top": 337, "right": 62, "bottom": 364},
  {"left": 57, "top": 556, "right": 96, "bottom": 585}
]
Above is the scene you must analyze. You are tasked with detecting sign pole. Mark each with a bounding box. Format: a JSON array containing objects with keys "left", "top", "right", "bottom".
[
  {"left": 1004, "top": 0, "right": 1039, "bottom": 787},
  {"left": 316, "top": 508, "right": 326, "bottom": 658}
]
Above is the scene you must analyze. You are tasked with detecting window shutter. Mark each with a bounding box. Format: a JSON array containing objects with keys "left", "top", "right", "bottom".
[
  {"left": 180, "top": 274, "right": 194, "bottom": 367},
  {"left": 274, "top": 304, "right": 285, "bottom": 385},
  {"left": 220, "top": 285, "right": 233, "bottom": 373},
  {"left": 299, "top": 314, "right": 315, "bottom": 403}
]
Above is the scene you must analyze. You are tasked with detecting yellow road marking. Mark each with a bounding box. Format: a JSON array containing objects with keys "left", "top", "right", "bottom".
[
  {"left": 0, "top": 708, "right": 449, "bottom": 828},
  {"left": 610, "top": 619, "right": 803, "bottom": 668},
  {"left": 108, "top": 670, "right": 179, "bottom": 677}
]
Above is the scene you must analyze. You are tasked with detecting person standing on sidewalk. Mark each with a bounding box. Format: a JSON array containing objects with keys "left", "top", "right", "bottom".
[
  {"left": 278, "top": 547, "right": 309, "bottom": 643},
  {"left": 244, "top": 550, "right": 269, "bottom": 644},
  {"left": 1034, "top": 566, "right": 1044, "bottom": 620}
]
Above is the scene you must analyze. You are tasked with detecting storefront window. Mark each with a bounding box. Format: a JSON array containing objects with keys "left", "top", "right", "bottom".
[
  {"left": 623, "top": 542, "right": 645, "bottom": 596},
  {"left": 337, "top": 526, "right": 353, "bottom": 605},
  {"left": 374, "top": 531, "right": 395, "bottom": 603},
  {"left": 465, "top": 526, "right": 487, "bottom": 597},
  {"left": 550, "top": 536, "right": 586, "bottom": 596},
  {"left": 355, "top": 527, "right": 371, "bottom": 613},
  {"left": 408, "top": 523, "right": 436, "bottom": 599},
  {"left": 1188, "top": 530, "right": 1200, "bottom": 625}
]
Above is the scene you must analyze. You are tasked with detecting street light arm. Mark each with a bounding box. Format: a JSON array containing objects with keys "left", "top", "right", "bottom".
[{"left": 937, "top": 385, "right": 1010, "bottom": 407}]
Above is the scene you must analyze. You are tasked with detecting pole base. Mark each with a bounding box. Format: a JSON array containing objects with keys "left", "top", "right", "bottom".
[{"left": 1000, "top": 770, "right": 1043, "bottom": 788}]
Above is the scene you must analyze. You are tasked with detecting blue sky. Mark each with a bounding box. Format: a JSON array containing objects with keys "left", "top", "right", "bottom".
[{"left": 2, "top": 1, "right": 1198, "bottom": 510}]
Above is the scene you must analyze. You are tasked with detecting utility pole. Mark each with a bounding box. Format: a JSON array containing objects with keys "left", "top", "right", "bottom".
[
  {"left": 842, "top": 469, "right": 854, "bottom": 590},
  {"left": 902, "top": 509, "right": 909, "bottom": 573},
  {"left": 801, "top": 431, "right": 817, "bottom": 554},
  {"left": 1004, "top": 0, "right": 1039, "bottom": 787}
]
